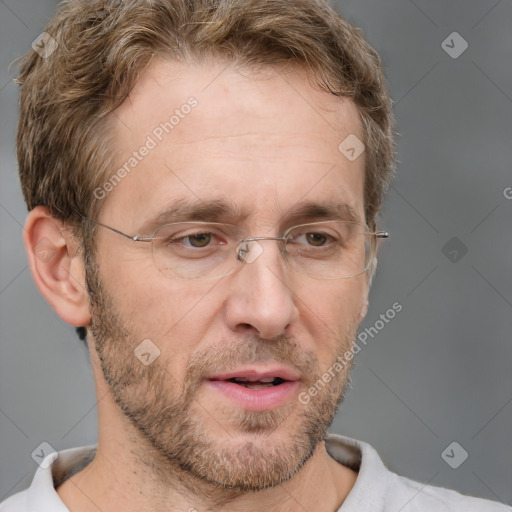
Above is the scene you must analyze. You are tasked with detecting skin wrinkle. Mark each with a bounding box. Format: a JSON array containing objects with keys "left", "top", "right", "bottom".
[{"left": 135, "top": 199, "right": 362, "bottom": 239}]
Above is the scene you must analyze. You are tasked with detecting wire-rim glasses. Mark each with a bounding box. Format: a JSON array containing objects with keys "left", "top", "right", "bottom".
[{"left": 77, "top": 213, "right": 389, "bottom": 280}]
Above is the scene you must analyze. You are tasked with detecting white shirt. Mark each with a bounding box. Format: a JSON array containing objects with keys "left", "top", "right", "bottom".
[{"left": 1, "top": 434, "right": 509, "bottom": 511}]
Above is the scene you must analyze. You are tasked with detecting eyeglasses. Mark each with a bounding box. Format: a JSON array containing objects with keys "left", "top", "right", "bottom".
[{"left": 77, "top": 213, "right": 389, "bottom": 280}]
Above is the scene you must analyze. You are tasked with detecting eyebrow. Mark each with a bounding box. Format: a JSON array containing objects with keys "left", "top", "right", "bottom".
[
  {"left": 140, "top": 198, "right": 246, "bottom": 233},
  {"left": 288, "top": 201, "right": 362, "bottom": 225},
  {"left": 139, "top": 197, "right": 363, "bottom": 234}
]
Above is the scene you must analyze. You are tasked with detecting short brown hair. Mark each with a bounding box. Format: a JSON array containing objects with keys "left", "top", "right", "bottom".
[{"left": 17, "top": 0, "right": 394, "bottom": 232}]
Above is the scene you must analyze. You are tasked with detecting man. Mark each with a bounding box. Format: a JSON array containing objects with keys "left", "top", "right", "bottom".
[{"left": 1, "top": 0, "right": 508, "bottom": 510}]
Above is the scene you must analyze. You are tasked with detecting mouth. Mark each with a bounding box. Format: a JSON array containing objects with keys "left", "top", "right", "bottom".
[
  {"left": 224, "top": 376, "right": 287, "bottom": 390},
  {"left": 208, "top": 367, "right": 300, "bottom": 386},
  {"left": 205, "top": 368, "right": 301, "bottom": 411}
]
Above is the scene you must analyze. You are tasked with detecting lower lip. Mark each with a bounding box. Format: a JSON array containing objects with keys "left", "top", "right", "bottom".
[{"left": 206, "top": 380, "right": 301, "bottom": 411}]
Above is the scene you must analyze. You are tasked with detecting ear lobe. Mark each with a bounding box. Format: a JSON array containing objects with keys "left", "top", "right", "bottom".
[{"left": 23, "top": 206, "right": 91, "bottom": 327}]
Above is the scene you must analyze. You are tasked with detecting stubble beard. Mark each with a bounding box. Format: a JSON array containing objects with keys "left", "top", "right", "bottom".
[{"left": 85, "top": 261, "right": 357, "bottom": 494}]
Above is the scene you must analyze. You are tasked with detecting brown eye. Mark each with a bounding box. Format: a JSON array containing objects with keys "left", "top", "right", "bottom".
[
  {"left": 184, "top": 232, "right": 212, "bottom": 248},
  {"left": 305, "top": 232, "right": 328, "bottom": 246}
]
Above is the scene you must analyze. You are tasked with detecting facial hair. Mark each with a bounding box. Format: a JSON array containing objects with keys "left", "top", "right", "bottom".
[{"left": 86, "top": 262, "right": 358, "bottom": 494}]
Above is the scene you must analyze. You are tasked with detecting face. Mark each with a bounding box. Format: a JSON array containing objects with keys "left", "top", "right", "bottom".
[{"left": 87, "top": 58, "right": 368, "bottom": 491}]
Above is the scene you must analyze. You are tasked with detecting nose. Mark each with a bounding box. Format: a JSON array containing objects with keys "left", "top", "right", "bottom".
[{"left": 223, "top": 240, "right": 299, "bottom": 340}]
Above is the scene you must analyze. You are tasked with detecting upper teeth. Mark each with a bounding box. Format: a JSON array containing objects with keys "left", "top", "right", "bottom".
[{"left": 234, "top": 377, "right": 276, "bottom": 382}]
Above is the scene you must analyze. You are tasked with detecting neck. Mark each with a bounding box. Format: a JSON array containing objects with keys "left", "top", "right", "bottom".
[{"left": 57, "top": 422, "right": 357, "bottom": 512}]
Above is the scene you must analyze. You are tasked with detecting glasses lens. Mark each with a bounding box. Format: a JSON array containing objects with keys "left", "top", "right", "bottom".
[
  {"left": 150, "top": 221, "right": 375, "bottom": 280},
  {"left": 285, "top": 221, "right": 373, "bottom": 279},
  {"left": 151, "top": 222, "right": 241, "bottom": 279}
]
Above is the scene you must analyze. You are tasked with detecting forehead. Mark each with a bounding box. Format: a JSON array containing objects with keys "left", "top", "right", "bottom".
[{"left": 102, "top": 58, "right": 366, "bottom": 229}]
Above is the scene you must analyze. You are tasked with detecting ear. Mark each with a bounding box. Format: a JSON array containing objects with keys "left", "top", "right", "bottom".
[{"left": 23, "top": 206, "right": 91, "bottom": 327}]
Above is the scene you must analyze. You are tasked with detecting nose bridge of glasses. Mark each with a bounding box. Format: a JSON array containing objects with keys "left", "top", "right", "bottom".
[{"left": 240, "top": 236, "right": 286, "bottom": 243}]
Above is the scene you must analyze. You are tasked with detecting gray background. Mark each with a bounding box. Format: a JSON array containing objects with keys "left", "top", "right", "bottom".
[{"left": 1, "top": 0, "right": 511, "bottom": 506}]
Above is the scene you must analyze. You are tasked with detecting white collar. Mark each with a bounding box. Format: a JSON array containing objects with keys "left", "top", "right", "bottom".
[{"left": 20, "top": 434, "right": 386, "bottom": 512}]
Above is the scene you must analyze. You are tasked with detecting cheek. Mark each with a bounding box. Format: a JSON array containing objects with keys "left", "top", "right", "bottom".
[
  {"left": 293, "top": 278, "right": 365, "bottom": 356},
  {"left": 135, "top": 282, "right": 215, "bottom": 335},
  {"left": 99, "top": 251, "right": 217, "bottom": 354},
  {"left": 297, "top": 275, "right": 365, "bottom": 318}
]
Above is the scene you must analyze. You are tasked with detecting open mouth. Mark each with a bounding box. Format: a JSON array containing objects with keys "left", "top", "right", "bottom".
[
  {"left": 206, "top": 370, "right": 301, "bottom": 410},
  {"left": 226, "top": 377, "right": 287, "bottom": 389}
]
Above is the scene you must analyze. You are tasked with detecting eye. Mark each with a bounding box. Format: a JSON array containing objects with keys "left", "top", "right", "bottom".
[
  {"left": 154, "top": 222, "right": 244, "bottom": 254},
  {"left": 303, "top": 232, "right": 329, "bottom": 246},
  {"left": 177, "top": 232, "right": 213, "bottom": 248},
  {"left": 291, "top": 231, "right": 335, "bottom": 247}
]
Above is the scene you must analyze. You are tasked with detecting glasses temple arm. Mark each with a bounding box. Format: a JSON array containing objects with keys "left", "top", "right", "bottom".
[{"left": 72, "top": 208, "right": 153, "bottom": 242}]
